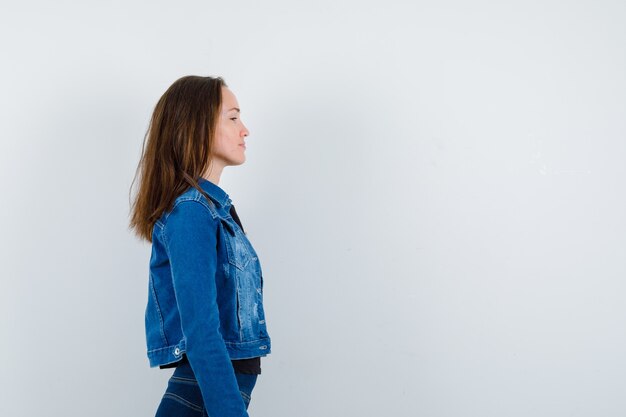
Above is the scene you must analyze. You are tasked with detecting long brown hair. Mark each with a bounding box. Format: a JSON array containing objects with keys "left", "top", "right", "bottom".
[{"left": 128, "top": 75, "right": 227, "bottom": 243}]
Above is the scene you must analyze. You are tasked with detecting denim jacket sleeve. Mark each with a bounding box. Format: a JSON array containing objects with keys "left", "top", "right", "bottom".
[{"left": 163, "top": 200, "right": 249, "bottom": 417}]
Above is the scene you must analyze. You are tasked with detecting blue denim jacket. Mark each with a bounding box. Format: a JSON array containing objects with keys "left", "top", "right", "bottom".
[{"left": 145, "top": 177, "right": 271, "bottom": 417}]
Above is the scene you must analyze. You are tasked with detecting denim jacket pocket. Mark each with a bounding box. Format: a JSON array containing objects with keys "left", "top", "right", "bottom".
[{"left": 220, "top": 218, "right": 253, "bottom": 271}]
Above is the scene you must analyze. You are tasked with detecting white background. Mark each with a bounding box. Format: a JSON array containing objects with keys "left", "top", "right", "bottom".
[{"left": 1, "top": 1, "right": 625, "bottom": 416}]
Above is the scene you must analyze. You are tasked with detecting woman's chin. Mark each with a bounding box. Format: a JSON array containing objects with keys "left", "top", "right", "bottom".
[{"left": 229, "top": 157, "right": 246, "bottom": 166}]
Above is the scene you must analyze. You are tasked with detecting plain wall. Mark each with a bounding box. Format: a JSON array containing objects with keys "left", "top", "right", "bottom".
[{"left": 1, "top": 1, "right": 625, "bottom": 416}]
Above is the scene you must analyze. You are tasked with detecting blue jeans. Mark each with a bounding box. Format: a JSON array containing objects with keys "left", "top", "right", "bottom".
[{"left": 155, "top": 361, "right": 258, "bottom": 416}]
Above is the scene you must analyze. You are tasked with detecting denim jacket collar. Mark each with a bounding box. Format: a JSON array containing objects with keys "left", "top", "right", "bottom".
[{"left": 198, "top": 177, "right": 232, "bottom": 209}]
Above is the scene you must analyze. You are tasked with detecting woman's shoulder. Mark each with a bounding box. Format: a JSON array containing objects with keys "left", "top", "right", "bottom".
[
  {"left": 166, "top": 191, "right": 217, "bottom": 222},
  {"left": 159, "top": 198, "right": 220, "bottom": 246},
  {"left": 154, "top": 184, "right": 226, "bottom": 237}
]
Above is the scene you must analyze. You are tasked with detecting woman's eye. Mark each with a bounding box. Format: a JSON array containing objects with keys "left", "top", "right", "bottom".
[{"left": 230, "top": 117, "right": 238, "bottom": 121}]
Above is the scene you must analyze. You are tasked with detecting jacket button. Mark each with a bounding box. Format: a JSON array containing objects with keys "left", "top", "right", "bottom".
[
  {"left": 259, "top": 345, "right": 267, "bottom": 350},
  {"left": 174, "top": 347, "right": 180, "bottom": 356}
]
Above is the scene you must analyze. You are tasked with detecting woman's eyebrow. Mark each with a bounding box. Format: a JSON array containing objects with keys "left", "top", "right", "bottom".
[{"left": 228, "top": 107, "right": 241, "bottom": 112}]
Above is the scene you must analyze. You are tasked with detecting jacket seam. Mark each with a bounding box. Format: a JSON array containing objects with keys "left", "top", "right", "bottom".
[
  {"left": 162, "top": 194, "right": 218, "bottom": 223},
  {"left": 148, "top": 344, "right": 181, "bottom": 353},
  {"left": 148, "top": 274, "right": 169, "bottom": 346}
]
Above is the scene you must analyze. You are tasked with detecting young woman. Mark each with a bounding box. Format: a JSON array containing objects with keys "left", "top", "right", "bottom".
[{"left": 128, "top": 75, "right": 272, "bottom": 417}]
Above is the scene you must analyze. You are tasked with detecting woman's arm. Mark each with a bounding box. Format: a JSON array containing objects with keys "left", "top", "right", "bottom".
[{"left": 164, "top": 200, "right": 249, "bottom": 417}]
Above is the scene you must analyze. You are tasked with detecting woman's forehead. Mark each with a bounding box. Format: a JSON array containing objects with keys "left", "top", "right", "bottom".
[{"left": 221, "top": 88, "right": 240, "bottom": 113}]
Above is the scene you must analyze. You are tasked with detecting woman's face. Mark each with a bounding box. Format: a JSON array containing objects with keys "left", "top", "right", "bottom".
[{"left": 212, "top": 86, "right": 250, "bottom": 167}]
